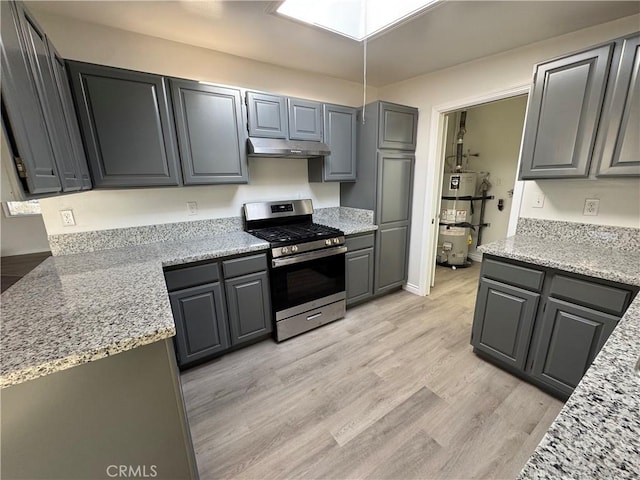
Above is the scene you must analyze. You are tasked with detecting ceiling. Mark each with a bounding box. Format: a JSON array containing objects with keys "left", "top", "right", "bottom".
[{"left": 27, "top": 0, "right": 640, "bottom": 87}]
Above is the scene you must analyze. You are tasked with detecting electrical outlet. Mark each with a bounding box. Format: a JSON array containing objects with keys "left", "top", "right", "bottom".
[
  {"left": 532, "top": 194, "right": 545, "bottom": 208},
  {"left": 187, "top": 201, "right": 198, "bottom": 216},
  {"left": 583, "top": 198, "right": 600, "bottom": 216},
  {"left": 60, "top": 209, "right": 76, "bottom": 226}
]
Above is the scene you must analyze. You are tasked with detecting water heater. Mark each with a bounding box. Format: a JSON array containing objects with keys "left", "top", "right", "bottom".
[{"left": 437, "top": 172, "right": 477, "bottom": 266}]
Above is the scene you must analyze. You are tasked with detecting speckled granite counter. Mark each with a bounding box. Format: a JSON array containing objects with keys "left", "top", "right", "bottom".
[
  {"left": 478, "top": 233, "right": 640, "bottom": 479},
  {"left": 0, "top": 231, "right": 268, "bottom": 388},
  {"left": 314, "top": 206, "right": 378, "bottom": 235}
]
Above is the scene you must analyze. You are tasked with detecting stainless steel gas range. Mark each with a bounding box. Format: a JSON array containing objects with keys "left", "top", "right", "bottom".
[{"left": 244, "top": 199, "right": 346, "bottom": 341}]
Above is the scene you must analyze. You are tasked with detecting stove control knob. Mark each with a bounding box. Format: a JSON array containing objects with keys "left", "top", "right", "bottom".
[
  {"left": 291, "top": 245, "right": 299, "bottom": 253},
  {"left": 281, "top": 247, "right": 289, "bottom": 254},
  {"left": 332, "top": 238, "right": 339, "bottom": 245},
  {"left": 325, "top": 239, "right": 332, "bottom": 246}
]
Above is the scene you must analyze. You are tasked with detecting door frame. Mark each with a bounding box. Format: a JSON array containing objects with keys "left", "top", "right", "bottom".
[{"left": 420, "top": 84, "right": 531, "bottom": 295}]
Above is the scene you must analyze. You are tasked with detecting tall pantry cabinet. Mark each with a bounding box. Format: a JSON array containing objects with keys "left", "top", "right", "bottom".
[{"left": 341, "top": 101, "right": 418, "bottom": 295}]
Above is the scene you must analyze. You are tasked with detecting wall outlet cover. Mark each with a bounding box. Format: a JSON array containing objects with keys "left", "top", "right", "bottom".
[
  {"left": 532, "top": 194, "right": 545, "bottom": 208},
  {"left": 60, "top": 209, "right": 76, "bottom": 226},
  {"left": 583, "top": 198, "right": 600, "bottom": 216},
  {"left": 187, "top": 201, "right": 198, "bottom": 216}
]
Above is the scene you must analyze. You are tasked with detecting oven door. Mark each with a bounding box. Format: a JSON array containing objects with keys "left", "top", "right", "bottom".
[{"left": 270, "top": 246, "right": 346, "bottom": 316}]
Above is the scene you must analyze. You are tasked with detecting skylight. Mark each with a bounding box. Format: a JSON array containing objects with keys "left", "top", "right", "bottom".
[{"left": 276, "top": 0, "right": 441, "bottom": 42}]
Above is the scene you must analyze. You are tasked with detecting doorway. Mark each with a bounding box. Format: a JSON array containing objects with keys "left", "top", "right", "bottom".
[{"left": 432, "top": 94, "right": 528, "bottom": 287}]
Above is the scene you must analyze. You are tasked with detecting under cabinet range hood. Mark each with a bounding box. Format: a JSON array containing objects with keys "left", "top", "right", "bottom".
[{"left": 247, "top": 137, "right": 330, "bottom": 158}]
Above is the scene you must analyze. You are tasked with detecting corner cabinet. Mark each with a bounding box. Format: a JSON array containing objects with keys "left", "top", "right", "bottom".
[
  {"left": 67, "top": 61, "right": 182, "bottom": 188},
  {"left": 471, "top": 255, "right": 638, "bottom": 399},
  {"left": 170, "top": 79, "right": 248, "bottom": 185},
  {"left": 0, "top": 0, "right": 91, "bottom": 195},
  {"left": 309, "top": 104, "right": 357, "bottom": 182},
  {"left": 595, "top": 33, "right": 640, "bottom": 176},
  {"left": 341, "top": 101, "right": 417, "bottom": 297},
  {"left": 164, "top": 252, "right": 272, "bottom": 369},
  {"left": 345, "top": 233, "right": 375, "bottom": 306}
]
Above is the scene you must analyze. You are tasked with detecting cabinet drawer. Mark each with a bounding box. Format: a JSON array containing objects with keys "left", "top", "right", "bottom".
[
  {"left": 482, "top": 258, "right": 545, "bottom": 292},
  {"left": 223, "top": 253, "right": 268, "bottom": 278},
  {"left": 549, "top": 275, "right": 632, "bottom": 316},
  {"left": 165, "top": 262, "right": 220, "bottom": 291},
  {"left": 346, "top": 233, "right": 375, "bottom": 251}
]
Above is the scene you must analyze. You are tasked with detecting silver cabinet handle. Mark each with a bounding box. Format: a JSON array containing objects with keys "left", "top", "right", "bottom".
[
  {"left": 307, "top": 313, "right": 322, "bottom": 321},
  {"left": 272, "top": 246, "right": 347, "bottom": 268}
]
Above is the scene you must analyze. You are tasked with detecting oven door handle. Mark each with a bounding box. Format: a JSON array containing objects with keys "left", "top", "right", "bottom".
[{"left": 272, "top": 246, "right": 347, "bottom": 268}]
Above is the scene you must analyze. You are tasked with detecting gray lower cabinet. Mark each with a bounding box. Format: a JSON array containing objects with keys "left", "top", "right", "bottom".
[
  {"left": 165, "top": 253, "right": 272, "bottom": 368},
  {"left": 225, "top": 271, "right": 272, "bottom": 345},
  {"left": 596, "top": 33, "right": 640, "bottom": 177},
  {"left": 170, "top": 79, "right": 248, "bottom": 185},
  {"left": 169, "top": 282, "right": 230, "bottom": 365},
  {"left": 345, "top": 233, "right": 375, "bottom": 306},
  {"left": 375, "top": 223, "right": 410, "bottom": 294},
  {"left": 288, "top": 97, "right": 322, "bottom": 142},
  {"left": 246, "top": 91, "right": 288, "bottom": 139},
  {"left": 471, "top": 255, "right": 638, "bottom": 399},
  {"left": 309, "top": 104, "right": 357, "bottom": 182},
  {"left": 0, "top": 0, "right": 90, "bottom": 195},
  {"left": 530, "top": 298, "right": 618, "bottom": 396},
  {"left": 519, "top": 43, "right": 613, "bottom": 179},
  {"left": 471, "top": 278, "right": 540, "bottom": 370},
  {"left": 67, "top": 61, "right": 181, "bottom": 188}
]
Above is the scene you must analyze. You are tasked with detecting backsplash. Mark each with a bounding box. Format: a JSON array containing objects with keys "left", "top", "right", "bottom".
[
  {"left": 48, "top": 207, "right": 374, "bottom": 256},
  {"left": 516, "top": 218, "right": 640, "bottom": 251}
]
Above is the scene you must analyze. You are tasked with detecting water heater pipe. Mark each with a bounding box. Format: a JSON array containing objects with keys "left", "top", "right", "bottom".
[{"left": 455, "top": 111, "right": 467, "bottom": 171}]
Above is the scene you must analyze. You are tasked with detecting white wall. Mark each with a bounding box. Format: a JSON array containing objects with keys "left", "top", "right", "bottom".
[
  {"left": 379, "top": 14, "right": 640, "bottom": 293},
  {"left": 31, "top": 11, "right": 377, "bottom": 235},
  {"left": 462, "top": 96, "right": 528, "bottom": 252}
]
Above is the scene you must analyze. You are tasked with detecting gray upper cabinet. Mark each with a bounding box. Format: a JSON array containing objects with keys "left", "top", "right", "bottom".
[
  {"left": 67, "top": 61, "right": 181, "bottom": 188},
  {"left": 47, "top": 41, "right": 91, "bottom": 190},
  {"left": 531, "top": 298, "right": 618, "bottom": 396},
  {"left": 596, "top": 33, "right": 640, "bottom": 177},
  {"left": 0, "top": 1, "right": 60, "bottom": 194},
  {"left": 519, "top": 43, "right": 614, "bottom": 179},
  {"left": 246, "top": 91, "right": 288, "bottom": 139},
  {"left": 170, "top": 79, "right": 248, "bottom": 185},
  {"left": 378, "top": 102, "right": 418, "bottom": 151},
  {"left": 309, "top": 104, "right": 357, "bottom": 182},
  {"left": 472, "top": 277, "right": 540, "bottom": 371},
  {"left": 1, "top": 0, "right": 91, "bottom": 195},
  {"left": 288, "top": 97, "right": 322, "bottom": 141}
]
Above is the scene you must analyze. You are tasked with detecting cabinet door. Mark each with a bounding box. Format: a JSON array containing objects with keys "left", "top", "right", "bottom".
[
  {"left": 346, "top": 247, "right": 374, "bottom": 305},
  {"left": 169, "top": 282, "right": 230, "bottom": 366},
  {"left": 531, "top": 297, "right": 618, "bottom": 396},
  {"left": 376, "top": 152, "right": 414, "bottom": 224},
  {"left": 596, "top": 34, "right": 640, "bottom": 176},
  {"left": 0, "top": 1, "right": 60, "bottom": 194},
  {"left": 519, "top": 44, "right": 613, "bottom": 179},
  {"left": 471, "top": 278, "right": 540, "bottom": 371},
  {"left": 67, "top": 61, "right": 181, "bottom": 187},
  {"left": 375, "top": 224, "right": 409, "bottom": 294},
  {"left": 288, "top": 98, "right": 322, "bottom": 141},
  {"left": 170, "top": 80, "right": 248, "bottom": 185},
  {"left": 225, "top": 271, "right": 272, "bottom": 346},
  {"left": 378, "top": 102, "right": 418, "bottom": 151},
  {"left": 321, "top": 104, "right": 356, "bottom": 181},
  {"left": 246, "top": 91, "right": 287, "bottom": 138},
  {"left": 17, "top": 3, "right": 84, "bottom": 192},
  {"left": 47, "top": 41, "right": 91, "bottom": 190}
]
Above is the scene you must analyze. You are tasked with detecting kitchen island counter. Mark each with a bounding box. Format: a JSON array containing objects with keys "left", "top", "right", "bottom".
[
  {"left": 0, "top": 231, "right": 269, "bottom": 388},
  {"left": 478, "top": 232, "right": 640, "bottom": 479}
]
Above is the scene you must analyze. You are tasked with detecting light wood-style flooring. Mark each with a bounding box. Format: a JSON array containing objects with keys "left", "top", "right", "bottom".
[
  {"left": 180, "top": 263, "right": 564, "bottom": 479},
  {"left": 1, "top": 251, "right": 51, "bottom": 292}
]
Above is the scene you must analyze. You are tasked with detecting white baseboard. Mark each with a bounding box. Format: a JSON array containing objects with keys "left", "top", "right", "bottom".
[
  {"left": 468, "top": 252, "right": 483, "bottom": 263},
  {"left": 403, "top": 282, "right": 423, "bottom": 296}
]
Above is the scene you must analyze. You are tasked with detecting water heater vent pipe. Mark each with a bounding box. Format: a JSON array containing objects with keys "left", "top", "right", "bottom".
[{"left": 455, "top": 111, "right": 467, "bottom": 171}]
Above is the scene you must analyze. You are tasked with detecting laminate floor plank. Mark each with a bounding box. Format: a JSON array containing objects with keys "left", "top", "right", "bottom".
[{"left": 181, "top": 264, "right": 564, "bottom": 479}]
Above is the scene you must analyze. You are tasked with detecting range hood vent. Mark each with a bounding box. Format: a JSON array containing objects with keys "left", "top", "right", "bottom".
[{"left": 247, "top": 137, "right": 330, "bottom": 159}]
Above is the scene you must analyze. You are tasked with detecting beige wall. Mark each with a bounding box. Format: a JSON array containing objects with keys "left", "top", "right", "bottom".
[
  {"left": 379, "top": 14, "right": 640, "bottom": 292},
  {"left": 32, "top": 10, "right": 377, "bottom": 235}
]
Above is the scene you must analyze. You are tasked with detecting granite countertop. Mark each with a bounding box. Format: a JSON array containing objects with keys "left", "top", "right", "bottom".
[
  {"left": 0, "top": 231, "right": 269, "bottom": 388},
  {"left": 479, "top": 234, "right": 640, "bottom": 479},
  {"left": 313, "top": 207, "right": 378, "bottom": 236}
]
